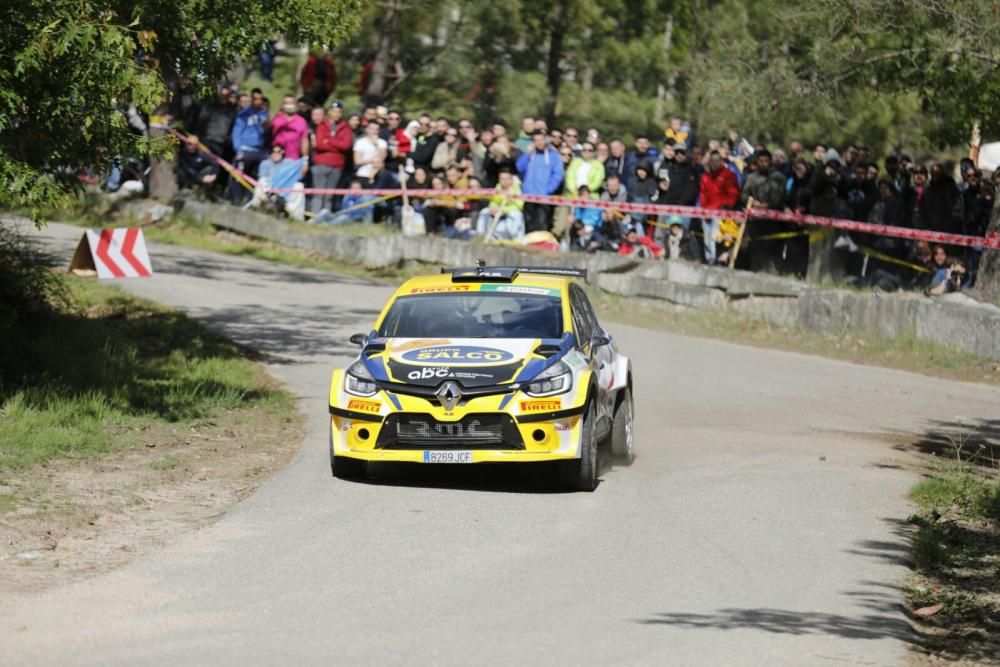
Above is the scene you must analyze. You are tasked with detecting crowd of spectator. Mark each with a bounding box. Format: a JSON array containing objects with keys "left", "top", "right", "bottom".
[{"left": 163, "top": 83, "right": 995, "bottom": 292}]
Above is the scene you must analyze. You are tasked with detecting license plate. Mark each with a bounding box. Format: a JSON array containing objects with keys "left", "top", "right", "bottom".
[{"left": 423, "top": 450, "right": 473, "bottom": 464}]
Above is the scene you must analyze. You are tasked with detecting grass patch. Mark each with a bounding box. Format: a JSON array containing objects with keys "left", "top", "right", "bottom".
[
  {"left": 904, "top": 431, "right": 1000, "bottom": 661},
  {"left": 0, "top": 269, "right": 294, "bottom": 471}
]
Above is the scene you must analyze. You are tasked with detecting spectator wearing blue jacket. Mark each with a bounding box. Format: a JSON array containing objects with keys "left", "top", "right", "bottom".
[
  {"left": 515, "top": 130, "right": 564, "bottom": 232},
  {"left": 316, "top": 179, "right": 377, "bottom": 225},
  {"left": 230, "top": 88, "right": 269, "bottom": 203}
]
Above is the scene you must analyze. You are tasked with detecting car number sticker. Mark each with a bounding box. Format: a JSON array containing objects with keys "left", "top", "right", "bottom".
[{"left": 423, "top": 451, "right": 474, "bottom": 464}]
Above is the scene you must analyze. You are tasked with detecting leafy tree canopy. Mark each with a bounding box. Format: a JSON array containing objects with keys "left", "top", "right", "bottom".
[
  {"left": 341, "top": 0, "right": 998, "bottom": 151},
  {"left": 0, "top": 0, "right": 363, "bottom": 218}
]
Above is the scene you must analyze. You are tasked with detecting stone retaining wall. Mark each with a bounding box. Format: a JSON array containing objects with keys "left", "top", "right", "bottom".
[{"left": 165, "top": 199, "right": 1000, "bottom": 361}]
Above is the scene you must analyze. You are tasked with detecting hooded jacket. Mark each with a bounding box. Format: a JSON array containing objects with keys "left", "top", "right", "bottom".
[
  {"left": 515, "top": 147, "right": 564, "bottom": 195},
  {"left": 665, "top": 160, "right": 700, "bottom": 206},
  {"left": 231, "top": 106, "right": 269, "bottom": 153},
  {"left": 629, "top": 160, "right": 658, "bottom": 203}
]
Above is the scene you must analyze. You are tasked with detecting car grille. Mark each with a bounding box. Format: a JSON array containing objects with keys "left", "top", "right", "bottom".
[{"left": 377, "top": 414, "right": 524, "bottom": 450}]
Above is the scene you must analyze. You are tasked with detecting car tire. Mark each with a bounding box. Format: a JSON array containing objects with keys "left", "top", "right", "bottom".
[
  {"left": 610, "top": 388, "right": 636, "bottom": 465},
  {"left": 330, "top": 430, "right": 367, "bottom": 480},
  {"left": 562, "top": 401, "right": 598, "bottom": 492}
]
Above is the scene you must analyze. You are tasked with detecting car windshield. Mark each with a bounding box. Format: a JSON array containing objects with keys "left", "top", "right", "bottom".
[{"left": 378, "top": 292, "right": 563, "bottom": 339}]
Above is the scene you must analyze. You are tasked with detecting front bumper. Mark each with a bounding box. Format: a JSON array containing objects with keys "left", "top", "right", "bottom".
[{"left": 329, "top": 370, "right": 586, "bottom": 463}]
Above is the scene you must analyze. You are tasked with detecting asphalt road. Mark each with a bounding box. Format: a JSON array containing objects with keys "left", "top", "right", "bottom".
[{"left": 5, "top": 222, "right": 999, "bottom": 666}]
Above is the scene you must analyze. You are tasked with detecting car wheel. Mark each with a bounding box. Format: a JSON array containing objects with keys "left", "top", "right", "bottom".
[
  {"left": 611, "top": 389, "right": 636, "bottom": 465},
  {"left": 562, "top": 401, "right": 598, "bottom": 492},
  {"left": 330, "top": 429, "right": 367, "bottom": 479}
]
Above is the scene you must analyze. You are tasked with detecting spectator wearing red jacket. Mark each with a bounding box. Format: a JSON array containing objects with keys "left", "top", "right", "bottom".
[
  {"left": 309, "top": 101, "right": 354, "bottom": 214},
  {"left": 618, "top": 223, "right": 664, "bottom": 259},
  {"left": 699, "top": 150, "right": 740, "bottom": 264}
]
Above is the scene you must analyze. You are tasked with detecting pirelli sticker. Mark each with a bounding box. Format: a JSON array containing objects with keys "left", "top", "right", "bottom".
[
  {"left": 346, "top": 399, "right": 381, "bottom": 414},
  {"left": 409, "top": 285, "right": 473, "bottom": 294},
  {"left": 520, "top": 399, "right": 561, "bottom": 412}
]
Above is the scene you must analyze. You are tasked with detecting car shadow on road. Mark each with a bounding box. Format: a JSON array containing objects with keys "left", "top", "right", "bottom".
[
  {"left": 635, "top": 605, "right": 914, "bottom": 641},
  {"left": 889, "top": 417, "right": 1000, "bottom": 469},
  {"left": 194, "top": 303, "right": 380, "bottom": 363},
  {"left": 357, "top": 462, "right": 599, "bottom": 494},
  {"left": 353, "top": 452, "right": 624, "bottom": 494},
  {"left": 635, "top": 518, "right": 918, "bottom": 644},
  {"left": 155, "top": 252, "right": 381, "bottom": 287}
]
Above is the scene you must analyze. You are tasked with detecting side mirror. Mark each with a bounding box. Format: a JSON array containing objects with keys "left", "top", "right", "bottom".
[
  {"left": 589, "top": 334, "right": 610, "bottom": 358},
  {"left": 349, "top": 332, "right": 367, "bottom": 346}
]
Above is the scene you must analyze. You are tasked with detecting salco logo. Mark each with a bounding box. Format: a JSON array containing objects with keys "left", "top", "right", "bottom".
[
  {"left": 520, "top": 400, "right": 561, "bottom": 412},
  {"left": 346, "top": 399, "right": 381, "bottom": 414},
  {"left": 401, "top": 345, "right": 515, "bottom": 365}
]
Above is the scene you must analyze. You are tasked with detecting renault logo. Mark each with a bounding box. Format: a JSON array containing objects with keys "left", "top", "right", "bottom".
[{"left": 435, "top": 381, "right": 462, "bottom": 411}]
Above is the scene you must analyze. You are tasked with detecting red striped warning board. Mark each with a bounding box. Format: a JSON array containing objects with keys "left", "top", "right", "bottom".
[{"left": 69, "top": 228, "right": 153, "bottom": 279}]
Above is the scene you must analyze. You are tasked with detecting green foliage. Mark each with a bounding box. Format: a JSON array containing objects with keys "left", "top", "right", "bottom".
[
  {"left": 338, "top": 0, "right": 997, "bottom": 149},
  {"left": 0, "top": 0, "right": 365, "bottom": 217},
  {"left": 911, "top": 470, "right": 1000, "bottom": 521},
  {"left": 0, "top": 231, "right": 286, "bottom": 469}
]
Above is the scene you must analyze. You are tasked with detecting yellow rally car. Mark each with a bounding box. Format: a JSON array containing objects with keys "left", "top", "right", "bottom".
[{"left": 328, "top": 264, "right": 634, "bottom": 491}]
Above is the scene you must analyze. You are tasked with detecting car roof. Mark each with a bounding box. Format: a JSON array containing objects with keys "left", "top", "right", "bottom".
[{"left": 395, "top": 273, "right": 572, "bottom": 296}]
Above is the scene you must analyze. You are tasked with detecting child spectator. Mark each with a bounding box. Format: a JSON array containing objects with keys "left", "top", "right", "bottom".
[
  {"left": 664, "top": 216, "right": 698, "bottom": 261},
  {"left": 569, "top": 185, "right": 603, "bottom": 252},
  {"left": 476, "top": 170, "right": 524, "bottom": 241},
  {"left": 319, "top": 179, "right": 375, "bottom": 225}
]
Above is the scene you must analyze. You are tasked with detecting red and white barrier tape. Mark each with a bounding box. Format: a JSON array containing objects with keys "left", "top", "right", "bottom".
[
  {"left": 275, "top": 186, "right": 1000, "bottom": 250},
  {"left": 169, "top": 128, "right": 259, "bottom": 189},
  {"left": 168, "top": 131, "right": 999, "bottom": 251},
  {"left": 747, "top": 207, "right": 1000, "bottom": 250}
]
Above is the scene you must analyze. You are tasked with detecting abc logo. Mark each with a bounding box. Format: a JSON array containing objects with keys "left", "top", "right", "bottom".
[{"left": 407, "top": 367, "right": 451, "bottom": 380}]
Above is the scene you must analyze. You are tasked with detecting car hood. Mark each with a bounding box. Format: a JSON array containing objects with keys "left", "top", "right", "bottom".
[{"left": 373, "top": 338, "right": 560, "bottom": 388}]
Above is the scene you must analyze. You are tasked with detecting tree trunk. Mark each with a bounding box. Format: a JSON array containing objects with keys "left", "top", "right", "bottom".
[
  {"left": 147, "top": 120, "right": 177, "bottom": 202},
  {"left": 544, "top": 0, "right": 568, "bottom": 125},
  {"left": 366, "top": 0, "right": 401, "bottom": 105},
  {"left": 654, "top": 17, "right": 674, "bottom": 124},
  {"left": 970, "top": 201, "right": 1000, "bottom": 304}
]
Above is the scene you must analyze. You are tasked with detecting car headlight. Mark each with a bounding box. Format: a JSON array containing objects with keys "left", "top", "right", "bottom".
[
  {"left": 525, "top": 361, "right": 572, "bottom": 397},
  {"left": 345, "top": 360, "right": 378, "bottom": 397}
]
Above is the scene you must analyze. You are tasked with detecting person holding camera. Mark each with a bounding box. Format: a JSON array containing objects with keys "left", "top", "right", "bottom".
[{"left": 927, "top": 256, "right": 969, "bottom": 296}]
